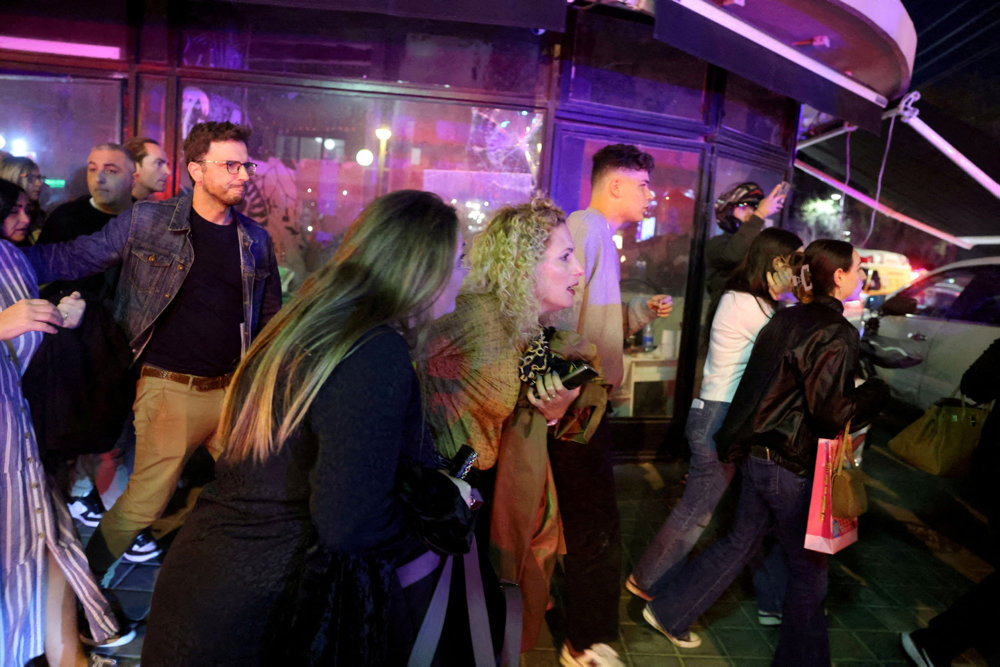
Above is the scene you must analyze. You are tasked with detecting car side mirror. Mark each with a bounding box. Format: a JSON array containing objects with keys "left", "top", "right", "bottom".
[{"left": 881, "top": 295, "right": 917, "bottom": 316}]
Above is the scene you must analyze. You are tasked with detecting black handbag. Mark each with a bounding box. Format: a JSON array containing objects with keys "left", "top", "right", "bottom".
[{"left": 397, "top": 462, "right": 477, "bottom": 555}]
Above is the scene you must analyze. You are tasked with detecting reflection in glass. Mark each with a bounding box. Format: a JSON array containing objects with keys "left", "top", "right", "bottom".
[
  {"left": 179, "top": 82, "right": 543, "bottom": 297},
  {"left": 0, "top": 74, "right": 122, "bottom": 209},
  {"left": 568, "top": 10, "right": 707, "bottom": 121},
  {"left": 180, "top": 5, "right": 546, "bottom": 96},
  {"left": 722, "top": 73, "right": 793, "bottom": 147}
]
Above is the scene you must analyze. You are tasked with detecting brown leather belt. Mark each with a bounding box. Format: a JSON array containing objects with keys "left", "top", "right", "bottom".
[{"left": 140, "top": 365, "right": 233, "bottom": 392}]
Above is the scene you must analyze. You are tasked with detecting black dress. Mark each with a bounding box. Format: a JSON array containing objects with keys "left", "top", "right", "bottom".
[{"left": 142, "top": 327, "right": 434, "bottom": 666}]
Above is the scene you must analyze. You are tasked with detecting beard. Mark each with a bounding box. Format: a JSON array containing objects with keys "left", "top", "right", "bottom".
[{"left": 208, "top": 182, "right": 246, "bottom": 207}]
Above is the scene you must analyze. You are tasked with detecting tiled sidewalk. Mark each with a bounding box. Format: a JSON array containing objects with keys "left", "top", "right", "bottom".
[
  {"left": 82, "top": 423, "right": 993, "bottom": 666},
  {"left": 526, "top": 423, "right": 993, "bottom": 666}
]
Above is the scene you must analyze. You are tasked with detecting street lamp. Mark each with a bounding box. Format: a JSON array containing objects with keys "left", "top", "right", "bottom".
[{"left": 375, "top": 126, "right": 391, "bottom": 195}]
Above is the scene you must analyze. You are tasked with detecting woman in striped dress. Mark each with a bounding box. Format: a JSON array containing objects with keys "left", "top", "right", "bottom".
[{"left": 0, "top": 179, "right": 124, "bottom": 666}]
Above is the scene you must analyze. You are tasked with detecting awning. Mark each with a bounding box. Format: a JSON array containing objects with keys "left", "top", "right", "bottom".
[
  {"left": 653, "top": 0, "right": 916, "bottom": 133},
  {"left": 229, "top": 0, "right": 569, "bottom": 32},
  {"left": 797, "top": 100, "right": 1000, "bottom": 245}
]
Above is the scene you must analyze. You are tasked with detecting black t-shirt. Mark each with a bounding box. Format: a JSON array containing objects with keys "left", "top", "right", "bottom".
[
  {"left": 142, "top": 209, "right": 243, "bottom": 376},
  {"left": 37, "top": 196, "right": 118, "bottom": 302}
]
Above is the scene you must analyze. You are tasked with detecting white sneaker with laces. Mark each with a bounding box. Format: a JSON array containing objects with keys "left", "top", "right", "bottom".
[
  {"left": 68, "top": 497, "right": 104, "bottom": 528},
  {"left": 642, "top": 604, "right": 702, "bottom": 648},
  {"left": 559, "top": 642, "right": 624, "bottom": 667}
]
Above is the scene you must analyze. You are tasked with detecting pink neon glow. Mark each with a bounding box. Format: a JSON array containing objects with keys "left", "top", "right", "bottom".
[{"left": 0, "top": 35, "right": 121, "bottom": 60}]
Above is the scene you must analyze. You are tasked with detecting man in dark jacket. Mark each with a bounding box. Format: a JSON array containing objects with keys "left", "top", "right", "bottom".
[
  {"left": 24, "top": 122, "right": 282, "bottom": 587},
  {"left": 705, "top": 181, "right": 787, "bottom": 309}
]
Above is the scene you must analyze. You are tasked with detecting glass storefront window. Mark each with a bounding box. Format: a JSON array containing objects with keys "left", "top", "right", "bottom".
[
  {"left": 135, "top": 75, "right": 173, "bottom": 200},
  {"left": 567, "top": 11, "right": 708, "bottom": 122},
  {"left": 180, "top": 81, "right": 544, "bottom": 294},
  {"left": 180, "top": 4, "right": 548, "bottom": 98},
  {"left": 0, "top": 73, "right": 122, "bottom": 209},
  {"left": 722, "top": 73, "right": 794, "bottom": 148},
  {"left": 551, "top": 130, "right": 702, "bottom": 418},
  {"left": 690, "top": 157, "right": 787, "bottom": 395}
]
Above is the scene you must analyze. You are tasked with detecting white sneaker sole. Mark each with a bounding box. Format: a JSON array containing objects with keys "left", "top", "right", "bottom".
[
  {"left": 901, "top": 631, "right": 935, "bottom": 667},
  {"left": 642, "top": 605, "right": 702, "bottom": 648},
  {"left": 81, "top": 627, "right": 136, "bottom": 648},
  {"left": 122, "top": 549, "right": 161, "bottom": 563}
]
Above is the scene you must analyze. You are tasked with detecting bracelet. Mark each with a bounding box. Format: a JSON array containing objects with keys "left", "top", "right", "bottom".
[{"left": 546, "top": 418, "right": 559, "bottom": 427}]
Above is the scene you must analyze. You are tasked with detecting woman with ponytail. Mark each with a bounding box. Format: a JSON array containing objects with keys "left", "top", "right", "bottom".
[{"left": 640, "top": 239, "right": 888, "bottom": 666}]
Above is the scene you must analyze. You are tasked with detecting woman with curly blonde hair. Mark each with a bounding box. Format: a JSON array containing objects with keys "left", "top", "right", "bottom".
[{"left": 422, "top": 196, "right": 609, "bottom": 653}]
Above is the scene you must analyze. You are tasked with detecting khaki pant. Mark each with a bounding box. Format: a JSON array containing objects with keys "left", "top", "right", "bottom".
[{"left": 97, "top": 375, "right": 225, "bottom": 557}]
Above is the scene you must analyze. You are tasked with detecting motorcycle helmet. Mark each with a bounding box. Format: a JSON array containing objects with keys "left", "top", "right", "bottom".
[{"left": 715, "top": 182, "right": 764, "bottom": 233}]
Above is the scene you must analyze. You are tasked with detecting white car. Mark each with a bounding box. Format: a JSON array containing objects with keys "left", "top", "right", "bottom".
[{"left": 864, "top": 257, "right": 1000, "bottom": 410}]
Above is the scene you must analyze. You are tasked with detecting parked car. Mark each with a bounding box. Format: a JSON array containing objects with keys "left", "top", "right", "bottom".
[{"left": 863, "top": 257, "right": 1000, "bottom": 410}]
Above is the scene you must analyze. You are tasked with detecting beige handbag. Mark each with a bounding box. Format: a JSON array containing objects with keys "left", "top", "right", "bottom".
[
  {"left": 831, "top": 420, "right": 868, "bottom": 518},
  {"left": 888, "top": 392, "right": 991, "bottom": 477}
]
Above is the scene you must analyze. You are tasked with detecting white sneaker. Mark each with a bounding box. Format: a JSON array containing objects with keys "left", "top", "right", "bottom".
[
  {"left": 901, "top": 631, "right": 938, "bottom": 667},
  {"left": 559, "top": 642, "right": 624, "bottom": 667},
  {"left": 68, "top": 495, "right": 104, "bottom": 528},
  {"left": 122, "top": 529, "right": 162, "bottom": 563},
  {"left": 80, "top": 627, "right": 136, "bottom": 648},
  {"left": 642, "top": 604, "right": 702, "bottom": 648},
  {"left": 758, "top": 610, "right": 783, "bottom": 626}
]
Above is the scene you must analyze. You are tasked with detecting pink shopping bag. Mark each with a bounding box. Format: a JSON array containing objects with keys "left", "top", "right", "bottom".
[{"left": 804, "top": 432, "right": 859, "bottom": 554}]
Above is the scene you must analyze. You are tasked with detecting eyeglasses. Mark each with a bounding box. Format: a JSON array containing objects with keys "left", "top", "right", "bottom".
[
  {"left": 196, "top": 160, "right": 257, "bottom": 176},
  {"left": 20, "top": 173, "right": 46, "bottom": 183}
]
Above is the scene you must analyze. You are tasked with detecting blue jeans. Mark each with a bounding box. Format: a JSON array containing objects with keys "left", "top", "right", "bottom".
[
  {"left": 632, "top": 399, "right": 735, "bottom": 591},
  {"left": 648, "top": 456, "right": 829, "bottom": 667}
]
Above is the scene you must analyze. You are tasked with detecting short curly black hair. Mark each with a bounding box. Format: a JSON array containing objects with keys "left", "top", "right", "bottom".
[
  {"left": 591, "top": 144, "right": 655, "bottom": 185},
  {"left": 183, "top": 122, "right": 252, "bottom": 165}
]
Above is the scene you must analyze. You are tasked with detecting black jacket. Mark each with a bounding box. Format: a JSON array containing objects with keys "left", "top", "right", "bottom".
[
  {"left": 961, "top": 336, "right": 1000, "bottom": 530},
  {"left": 715, "top": 294, "right": 889, "bottom": 476}
]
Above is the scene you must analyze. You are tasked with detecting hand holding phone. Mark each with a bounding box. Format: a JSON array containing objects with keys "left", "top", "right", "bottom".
[
  {"left": 559, "top": 362, "right": 598, "bottom": 389},
  {"left": 758, "top": 182, "right": 790, "bottom": 218}
]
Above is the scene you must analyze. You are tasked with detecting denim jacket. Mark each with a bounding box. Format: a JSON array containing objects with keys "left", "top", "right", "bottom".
[{"left": 24, "top": 195, "right": 282, "bottom": 363}]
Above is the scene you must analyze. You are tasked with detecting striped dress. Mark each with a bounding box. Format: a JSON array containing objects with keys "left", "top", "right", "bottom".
[{"left": 0, "top": 240, "right": 117, "bottom": 665}]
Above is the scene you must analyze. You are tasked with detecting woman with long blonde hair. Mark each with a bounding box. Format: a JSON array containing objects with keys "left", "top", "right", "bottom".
[{"left": 143, "top": 190, "right": 464, "bottom": 665}]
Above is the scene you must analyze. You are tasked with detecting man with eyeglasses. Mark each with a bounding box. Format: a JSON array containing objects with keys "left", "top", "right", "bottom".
[{"left": 24, "top": 122, "right": 281, "bottom": 604}]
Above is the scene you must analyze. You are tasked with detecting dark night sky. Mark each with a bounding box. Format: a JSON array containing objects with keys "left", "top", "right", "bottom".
[{"left": 902, "top": 0, "right": 1000, "bottom": 141}]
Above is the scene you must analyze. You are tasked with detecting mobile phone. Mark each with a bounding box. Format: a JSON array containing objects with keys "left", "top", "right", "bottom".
[
  {"left": 777, "top": 181, "right": 792, "bottom": 197},
  {"left": 559, "top": 363, "right": 598, "bottom": 389}
]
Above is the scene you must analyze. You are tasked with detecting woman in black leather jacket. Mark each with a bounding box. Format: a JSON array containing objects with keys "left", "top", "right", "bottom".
[{"left": 641, "top": 239, "right": 888, "bottom": 666}]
